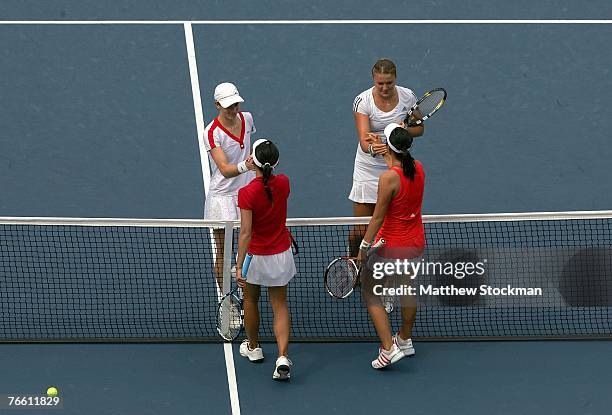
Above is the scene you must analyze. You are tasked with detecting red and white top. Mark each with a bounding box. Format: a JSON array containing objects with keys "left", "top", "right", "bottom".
[
  {"left": 203, "top": 112, "right": 256, "bottom": 196},
  {"left": 238, "top": 174, "right": 291, "bottom": 255},
  {"left": 376, "top": 163, "right": 426, "bottom": 258}
]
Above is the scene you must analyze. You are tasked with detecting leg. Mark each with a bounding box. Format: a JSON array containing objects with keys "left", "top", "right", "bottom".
[
  {"left": 362, "top": 264, "right": 394, "bottom": 350},
  {"left": 348, "top": 202, "right": 375, "bottom": 256},
  {"left": 367, "top": 304, "right": 393, "bottom": 350},
  {"left": 213, "top": 229, "right": 225, "bottom": 294},
  {"left": 243, "top": 282, "right": 261, "bottom": 349},
  {"left": 398, "top": 296, "right": 417, "bottom": 341},
  {"left": 362, "top": 260, "right": 405, "bottom": 369},
  {"left": 268, "top": 285, "right": 290, "bottom": 357}
]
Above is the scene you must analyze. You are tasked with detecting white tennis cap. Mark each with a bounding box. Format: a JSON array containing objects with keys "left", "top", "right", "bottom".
[
  {"left": 384, "top": 123, "right": 401, "bottom": 141},
  {"left": 214, "top": 82, "right": 244, "bottom": 108}
]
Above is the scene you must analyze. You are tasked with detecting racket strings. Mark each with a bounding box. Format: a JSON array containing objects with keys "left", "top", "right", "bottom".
[
  {"left": 217, "top": 295, "right": 242, "bottom": 340},
  {"left": 326, "top": 259, "right": 359, "bottom": 298},
  {"left": 416, "top": 90, "right": 446, "bottom": 117}
]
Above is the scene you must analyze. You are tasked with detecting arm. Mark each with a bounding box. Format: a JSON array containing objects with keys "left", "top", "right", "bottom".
[
  {"left": 406, "top": 124, "right": 424, "bottom": 138},
  {"left": 236, "top": 208, "right": 253, "bottom": 287},
  {"left": 209, "top": 147, "right": 254, "bottom": 178},
  {"left": 353, "top": 111, "right": 387, "bottom": 156},
  {"left": 358, "top": 172, "right": 399, "bottom": 261}
]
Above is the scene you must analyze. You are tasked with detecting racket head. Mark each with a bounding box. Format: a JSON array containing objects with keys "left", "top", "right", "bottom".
[
  {"left": 405, "top": 88, "right": 447, "bottom": 126},
  {"left": 324, "top": 257, "right": 360, "bottom": 299},
  {"left": 216, "top": 292, "right": 243, "bottom": 341}
]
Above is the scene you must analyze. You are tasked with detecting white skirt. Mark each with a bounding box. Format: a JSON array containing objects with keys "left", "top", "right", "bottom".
[
  {"left": 245, "top": 247, "right": 296, "bottom": 287},
  {"left": 348, "top": 180, "right": 378, "bottom": 204},
  {"left": 204, "top": 194, "right": 240, "bottom": 221}
]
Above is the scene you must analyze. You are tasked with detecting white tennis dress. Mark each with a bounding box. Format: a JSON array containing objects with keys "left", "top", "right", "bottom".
[
  {"left": 202, "top": 112, "right": 256, "bottom": 220},
  {"left": 349, "top": 86, "right": 417, "bottom": 203}
]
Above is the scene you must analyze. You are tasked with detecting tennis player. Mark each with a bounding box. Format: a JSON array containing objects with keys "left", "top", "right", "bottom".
[
  {"left": 203, "top": 82, "right": 256, "bottom": 292},
  {"left": 235, "top": 139, "right": 296, "bottom": 381},
  {"left": 349, "top": 59, "right": 424, "bottom": 255},
  {"left": 358, "top": 123, "right": 425, "bottom": 369}
]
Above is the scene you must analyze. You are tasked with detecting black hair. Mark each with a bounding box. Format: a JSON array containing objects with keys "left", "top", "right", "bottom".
[
  {"left": 254, "top": 139, "right": 280, "bottom": 202},
  {"left": 388, "top": 127, "right": 416, "bottom": 180}
]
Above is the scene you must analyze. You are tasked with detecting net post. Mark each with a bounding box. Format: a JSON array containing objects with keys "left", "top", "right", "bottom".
[{"left": 222, "top": 221, "right": 234, "bottom": 295}]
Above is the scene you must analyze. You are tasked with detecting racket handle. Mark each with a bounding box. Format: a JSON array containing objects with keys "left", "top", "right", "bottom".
[
  {"left": 373, "top": 238, "right": 385, "bottom": 248},
  {"left": 241, "top": 253, "right": 253, "bottom": 279}
]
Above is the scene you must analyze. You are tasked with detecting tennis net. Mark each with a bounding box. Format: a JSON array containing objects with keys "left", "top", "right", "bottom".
[{"left": 1, "top": 212, "right": 611, "bottom": 342}]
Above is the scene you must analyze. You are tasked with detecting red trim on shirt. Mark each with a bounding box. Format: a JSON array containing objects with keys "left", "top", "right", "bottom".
[
  {"left": 214, "top": 112, "right": 246, "bottom": 148},
  {"left": 207, "top": 119, "right": 220, "bottom": 149}
]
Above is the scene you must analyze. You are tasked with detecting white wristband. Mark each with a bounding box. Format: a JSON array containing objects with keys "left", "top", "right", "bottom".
[
  {"left": 368, "top": 144, "right": 375, "bottom": 157},
  {"left": 237, "top": 161, "right": 248, "bottom": 174},
  {"left": 359, "top": 239, "right": 372, "bottom": 250}
]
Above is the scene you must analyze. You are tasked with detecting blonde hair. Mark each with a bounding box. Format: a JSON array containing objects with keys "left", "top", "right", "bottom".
[{"left": 371, "top": 59, "right": 397, "bottom": 77}]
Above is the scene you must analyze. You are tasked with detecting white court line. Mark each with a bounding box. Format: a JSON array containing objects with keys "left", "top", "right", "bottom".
[
  {"left": 224, "top": 343, "right": 241, "bottom": 415},
  {"left": 183, "top": 22, "right": 241, "bottom": 415},
  {"left": 184, "top": 23, "right": 211, "bottom": 196},
  {"left": 0, "top": 19, "right": 611, "bottom": 24}
]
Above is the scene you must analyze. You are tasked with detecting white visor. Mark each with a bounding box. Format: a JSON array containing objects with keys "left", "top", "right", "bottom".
[
  {"left": 383, "top": 123, "right": 411, "bottom": 154},
  {"left": 252, "top": 139, "right": 279, "bottom": 169}
]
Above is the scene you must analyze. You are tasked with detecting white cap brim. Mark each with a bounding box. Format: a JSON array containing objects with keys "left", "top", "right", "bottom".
[
  {"left": 384, "top": 123, "right": 401, "bottom": 141},
  {"left": 217, "top": 94, "right": 244, "bottom": 108}
]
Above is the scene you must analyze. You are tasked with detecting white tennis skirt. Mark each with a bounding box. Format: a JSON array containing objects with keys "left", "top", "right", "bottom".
[
  {"left": 204, "top": 194, "right": 240, "bottom": 221},
  {"left": 245, "top": 247, "right": 296, "bottom": 287},
  {"left": 348, "top": 180, "right": 378, "bottom": 204}
]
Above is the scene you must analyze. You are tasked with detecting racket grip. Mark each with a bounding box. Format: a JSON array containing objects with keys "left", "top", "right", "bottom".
[{"left": 241, "top": 253, "right": 253, "bottom": 279}]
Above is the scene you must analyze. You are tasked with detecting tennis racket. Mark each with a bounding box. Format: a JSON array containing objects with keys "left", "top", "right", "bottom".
[
  {"left": 289, "top": 231, "right": 299, "bottom": 255},
  {"left": 324, "top": 239, "right": 385, "bottom": 299},
  {"left": 216, "top": 253, "right": 252, "bottom": 341},
  {"left": 404, "top": 88, "right": 447, "bottom": 127}
]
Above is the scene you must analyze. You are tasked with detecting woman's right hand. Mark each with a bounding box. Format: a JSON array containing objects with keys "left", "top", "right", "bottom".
[
  {"left": 236, "top": 266, "right": 246, "bottom": 288},
  {"left": 245, "top": 156, "right": 256, "bottom": 171}
]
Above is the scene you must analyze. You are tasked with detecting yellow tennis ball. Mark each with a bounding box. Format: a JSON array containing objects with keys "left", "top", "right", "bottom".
[{"left": 46, "top": 387, "right": 58, "bottom": 397}]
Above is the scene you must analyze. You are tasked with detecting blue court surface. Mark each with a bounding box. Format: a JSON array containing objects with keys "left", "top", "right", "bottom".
[{"left": 1, "top": 3, "right": 611, "bottom": 414}]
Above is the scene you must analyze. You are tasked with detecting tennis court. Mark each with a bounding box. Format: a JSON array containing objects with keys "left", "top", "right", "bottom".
[{"left": 1, "top": 3, "right": 611, "bottom": 414}]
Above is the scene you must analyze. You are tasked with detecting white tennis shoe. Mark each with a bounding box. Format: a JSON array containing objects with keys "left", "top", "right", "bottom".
[
  {"left": 393, "top": 333, "right": 415, "bottom": 357},
  {"left": 239, "top": 339, "right": 264, "bottom": 362},
  {"left": 371, "top": 343, "right": 404, "bottom": 369},
  {"left": 273, "top": 356, "right": 292, "bottom": 380}
]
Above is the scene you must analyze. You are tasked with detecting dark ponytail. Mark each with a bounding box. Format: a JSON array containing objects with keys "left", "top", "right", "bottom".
[
  {"left": 401, "top": 151, "right": 416, "bottom": 180},
  {"left": 388, "top": 128, "right": 416, "bottom": 180},
  {"left": 262, "top": 163, "right": 273, "bottom": 202},
  {"left": 253, "top": 139, "right": 280, "bottom": 203}
]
